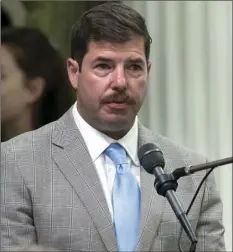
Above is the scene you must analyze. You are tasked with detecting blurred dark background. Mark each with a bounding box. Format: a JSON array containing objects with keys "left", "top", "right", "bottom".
[{"left": 1, "top": 1, "right": 108, "bottom": 58}]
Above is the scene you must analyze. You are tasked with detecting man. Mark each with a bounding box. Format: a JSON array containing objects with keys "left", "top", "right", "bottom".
[{"left": 1, "top": 2, "right": 225, "bottom": 252}]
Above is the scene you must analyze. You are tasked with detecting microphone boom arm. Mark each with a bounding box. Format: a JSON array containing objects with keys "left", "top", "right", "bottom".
[{"left": 172, "top": 156, "right": 233, "bottom": 181}]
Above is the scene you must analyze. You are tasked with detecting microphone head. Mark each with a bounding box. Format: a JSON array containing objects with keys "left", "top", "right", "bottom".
[{"left": 138, "top": 143, "right": 165, "bottom": 174}]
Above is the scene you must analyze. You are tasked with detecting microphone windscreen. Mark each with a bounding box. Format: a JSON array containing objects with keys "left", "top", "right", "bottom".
[{"left": 138, "top": 143, "right": 165, "bottom": 174}]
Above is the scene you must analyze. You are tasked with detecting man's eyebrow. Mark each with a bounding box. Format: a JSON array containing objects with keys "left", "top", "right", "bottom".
[
  {"left": 127, "top": 58, "right": 145, "bottom": 64},
  {"left": 92, "top": 56, "right": 145, "bottom": 65},
  {"left": 92, "top": 56, "right": 113, "bottom": 63}
]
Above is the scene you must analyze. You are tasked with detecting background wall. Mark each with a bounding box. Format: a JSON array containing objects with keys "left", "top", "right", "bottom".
[{"left": 124, "top": 1, "right": 232, "bottom": 251}]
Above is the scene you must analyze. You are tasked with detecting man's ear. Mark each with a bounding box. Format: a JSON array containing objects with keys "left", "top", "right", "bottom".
[
  {"left": 147, "top": 60, "right": 152, "bottom": 73},
  {"left": 26, "top": 77, "right": 45, "bottom": 104},
  {"left": 67, "top": 58, "right": 79, "bottom": 89}
]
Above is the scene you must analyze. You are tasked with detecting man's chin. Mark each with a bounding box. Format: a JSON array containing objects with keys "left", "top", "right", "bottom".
[
  {"left": 100, "top": 114, "right": 134, "bottom": 130},
  {"left": 103, "top": 113, "right": 130, "bottom": 124}
]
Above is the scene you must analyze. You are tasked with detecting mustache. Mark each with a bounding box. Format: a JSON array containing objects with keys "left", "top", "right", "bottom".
[{"left": 101, "top": 93, "right": 136, "bottom": 104}]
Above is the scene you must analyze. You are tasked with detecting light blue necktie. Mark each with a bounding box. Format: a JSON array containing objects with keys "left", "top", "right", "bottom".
[{"left": 105, "top": 143, "right": 140, "bottom": 252}]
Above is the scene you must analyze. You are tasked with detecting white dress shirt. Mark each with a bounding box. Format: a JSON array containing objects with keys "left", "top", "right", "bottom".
[{"left": 72, "top": 102, "right": 141, "bottom": 219}]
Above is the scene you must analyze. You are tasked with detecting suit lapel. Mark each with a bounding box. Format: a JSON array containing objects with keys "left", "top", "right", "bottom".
[
  {"left": 136, "top": 123, "right": 166, "bottom": 251},
  {"left": 52, "top": 108, "right": 117, "bottom": 251}
]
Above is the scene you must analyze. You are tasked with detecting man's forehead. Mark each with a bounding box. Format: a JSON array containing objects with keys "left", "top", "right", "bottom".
[{"left": 86, "top": 38, "right": 146, "bottom": 61}]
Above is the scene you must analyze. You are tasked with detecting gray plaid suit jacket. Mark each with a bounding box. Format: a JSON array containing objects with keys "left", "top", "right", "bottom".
[{"left": 1, "top": 107, "right": 225, "bottom": 251}]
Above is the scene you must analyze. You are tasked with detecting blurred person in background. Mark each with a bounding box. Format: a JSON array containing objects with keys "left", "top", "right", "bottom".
[{"left": 1, "top": 27, "right": 73, "bottom": 141}]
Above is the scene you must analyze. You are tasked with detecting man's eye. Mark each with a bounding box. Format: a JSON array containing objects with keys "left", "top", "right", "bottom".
[
  {"left": 96, "top": 64, "right": 111, "bottom": 70},
  {"left": 128, "top": 64, "right": 142, "bottom": 71}
]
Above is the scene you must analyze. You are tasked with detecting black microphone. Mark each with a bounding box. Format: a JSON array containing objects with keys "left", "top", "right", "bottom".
[
  {"left": 138, "top": 143, "right": 198, "bottom": 247},
  {"left": 172, "top": 156, "right": 233, "bottom": 181}
]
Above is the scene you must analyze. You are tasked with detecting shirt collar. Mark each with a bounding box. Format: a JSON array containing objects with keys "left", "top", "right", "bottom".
[{"left": 72, "top": 102, "right": 140, "bottom": 166}]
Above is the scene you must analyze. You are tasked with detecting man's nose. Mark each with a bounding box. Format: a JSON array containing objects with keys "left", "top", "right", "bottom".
[{"left": 111, "top": 67, "right": 127, "bottom": 91}]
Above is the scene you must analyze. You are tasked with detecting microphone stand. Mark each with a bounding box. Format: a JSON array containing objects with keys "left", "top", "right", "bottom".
[
  {"left": 153, "top": 156, "right": 233, "bottom": 252},
  {"left": 152, "top": 169, "right": 198, "bottom": 251}
]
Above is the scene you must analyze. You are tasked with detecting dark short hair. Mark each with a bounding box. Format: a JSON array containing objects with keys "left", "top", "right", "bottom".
[
  {"left": 71, "top": 2, "right": 152, "bottom": 68},
  {"left": 2, "top": 27, "right": 73, "bottom": 128}
]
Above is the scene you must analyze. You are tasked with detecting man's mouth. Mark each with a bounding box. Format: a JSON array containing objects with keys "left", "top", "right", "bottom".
[
  {"left": 110, "top": 99, "right": 128, "bottom": 104},
  {"left": 106, "top": 102, "right": 129, "bottom": 109}
]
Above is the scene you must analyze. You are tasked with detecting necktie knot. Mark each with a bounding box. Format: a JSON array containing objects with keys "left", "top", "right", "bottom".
[{"left": 104, "top": 143, "right": 127, "bottom": 166}]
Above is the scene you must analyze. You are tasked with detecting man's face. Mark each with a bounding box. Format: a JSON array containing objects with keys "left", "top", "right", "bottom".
[{"left": 67, "top": 37, "right": 151, "bottom": 139}]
